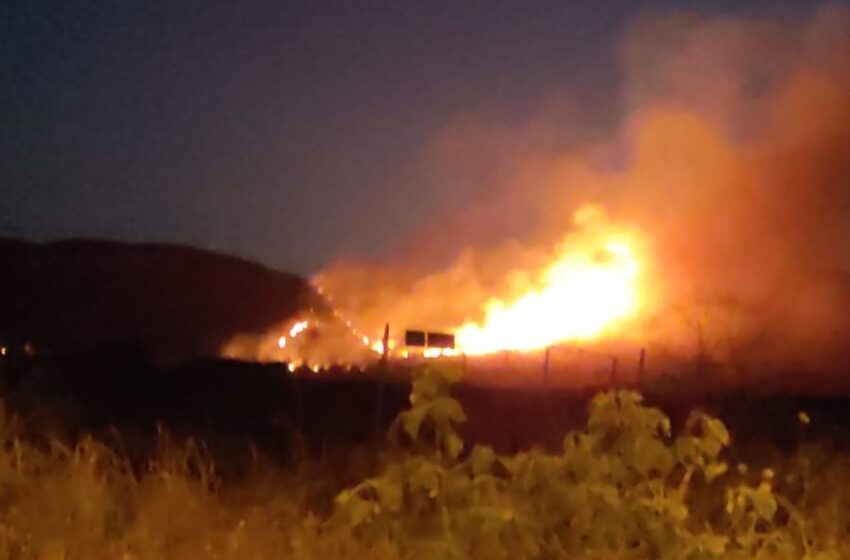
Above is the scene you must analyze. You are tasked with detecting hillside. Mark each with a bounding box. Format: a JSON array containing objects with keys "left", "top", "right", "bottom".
[{"left": 0, "top": 238, "right": 316, "bottom": 363}]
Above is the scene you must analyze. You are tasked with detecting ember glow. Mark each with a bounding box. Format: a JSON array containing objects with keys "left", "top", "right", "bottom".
[
  {"left": 455, "top": 233, "right": 644, "bottom": 355},
  {"left": 423, "top": 347, "right": 459, "bottom": 358},
  {"left": 289, "top": 321, "right": 309, "bottom": 338}
]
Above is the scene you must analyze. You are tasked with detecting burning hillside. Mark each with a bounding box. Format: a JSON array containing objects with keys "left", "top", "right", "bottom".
[{"left": 224, "top": 5, "right": 850, "bottom": 381}]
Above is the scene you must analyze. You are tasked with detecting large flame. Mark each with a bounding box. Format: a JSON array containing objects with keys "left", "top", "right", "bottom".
[
  {"left": 222, "top": 205, "right": 651, "bottom": 367},
  {"left": 455, "top": 229, "right": 644, "bottom": 355}
]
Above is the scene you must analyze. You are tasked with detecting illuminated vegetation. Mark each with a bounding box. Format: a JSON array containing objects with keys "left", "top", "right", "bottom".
[{"left": 0, "top": 369, "right": 847, "bottom": 559}]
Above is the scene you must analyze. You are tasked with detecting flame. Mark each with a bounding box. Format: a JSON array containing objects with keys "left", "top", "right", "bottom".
[
  {"left": 455, "top": 232, "right": 644, "bottom": 355},
  {"left": 289, "top": 321, "right": 309, "bottom": 338},
  {"left": 302, "top": 205, "right": 650, "bottom": 361},
  {"left": 423, "top": 347, "right": 458, "bottom": 358},
  {"left": 223, "top": 208, "right": 650, "bottom": 366},
  {"left": 370, "top": 338, "right": 397, "bottom": 355}
]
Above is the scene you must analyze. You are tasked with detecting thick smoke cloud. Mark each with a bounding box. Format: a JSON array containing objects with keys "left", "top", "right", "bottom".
[{"left": 318, "top": 4, "right": 850, "bottom": 371}]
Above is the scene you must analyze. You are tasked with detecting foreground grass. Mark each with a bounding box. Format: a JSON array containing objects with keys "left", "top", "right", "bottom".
[{"left": 0, "top": 368, "right": 849, "bottom": 559}]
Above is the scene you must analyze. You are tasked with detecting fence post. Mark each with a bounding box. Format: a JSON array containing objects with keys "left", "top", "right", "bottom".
[
  {"left": 373, "top": 323, "right": 390, "bottom": 439},
  {"left": 638, "top": 347, "right": 646, "bottom": 383},
  {"left": 381, "top": 323, "right": 390, "bottom": 364},
  {"left": 611, "top": 356, "right": 618, "bottom": 387}
]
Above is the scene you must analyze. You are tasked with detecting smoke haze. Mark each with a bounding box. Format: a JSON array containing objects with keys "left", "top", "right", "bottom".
[{"left": 317, "top": 4, "right": 850, "bottom": 371}]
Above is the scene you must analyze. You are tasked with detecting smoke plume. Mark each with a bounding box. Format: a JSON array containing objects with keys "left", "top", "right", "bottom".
[{"left": 317, "top": 4, "right": 850, "bottom": 371}]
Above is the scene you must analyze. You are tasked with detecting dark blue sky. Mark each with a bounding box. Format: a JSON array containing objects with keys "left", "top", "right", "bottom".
[{"left": 1, "top": 0, "right": 812, "bottom": 273}]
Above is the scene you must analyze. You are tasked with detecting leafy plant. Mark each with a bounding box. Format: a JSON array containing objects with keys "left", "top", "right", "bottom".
[
  {"left": 0, "top": 365, "right": 847, "bottom": 559},
  {"left": 331, "top": 367, "right": 847, "bottom": 559}
]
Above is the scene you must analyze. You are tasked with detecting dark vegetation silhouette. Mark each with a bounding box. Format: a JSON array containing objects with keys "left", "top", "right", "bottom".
[{"left": 0, "top": 238, "right": 317, "bottom": 364}]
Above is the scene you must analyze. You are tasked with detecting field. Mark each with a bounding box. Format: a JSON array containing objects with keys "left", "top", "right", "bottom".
[{"left": 1, "top": 360, "right": 849, "bottom": 559}]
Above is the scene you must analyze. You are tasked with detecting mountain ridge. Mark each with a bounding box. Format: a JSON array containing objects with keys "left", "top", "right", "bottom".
[{"left": 0, "top": 237, "right": 316, "bottom": 363}]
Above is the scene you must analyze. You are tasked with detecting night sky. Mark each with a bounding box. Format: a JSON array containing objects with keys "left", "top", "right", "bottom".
[{"left": 1, "top": 0, "right": 813, "bottom": 274}]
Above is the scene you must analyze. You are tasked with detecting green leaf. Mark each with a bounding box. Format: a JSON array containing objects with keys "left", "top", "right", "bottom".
[
  {"left": 336, "top": 492, "right": 377, "bottom": 528},
  {"left": 445, "top": 432, "right": 464, "bottom": 460},
  {"left": 751, "top": 482, "right": 777, "bottom": 520},
  {"left": 374, "top": 478, "right": 403, "bottom": 513},
  {"left": 409, "top": 460, "right": 441, "bottom": 499},
  {"left": 430, "top": 397, "right": 467, "bottom": 425},
  {"left": 704, "top": 461, "right": 728, "bottom": 482},
  {"left": 400, "top": 406, "right": 428, "bottom": 442},
  {"left": 698, "top": 533, "right": 729, "bottom": 555},
  {"left": 470, "top": 446, "right": 496, "bottom": 476}
]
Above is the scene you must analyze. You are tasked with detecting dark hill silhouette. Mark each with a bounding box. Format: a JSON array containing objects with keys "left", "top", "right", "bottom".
[{"left": 0, "top": 238, "right": 317, "bottom": 363}]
